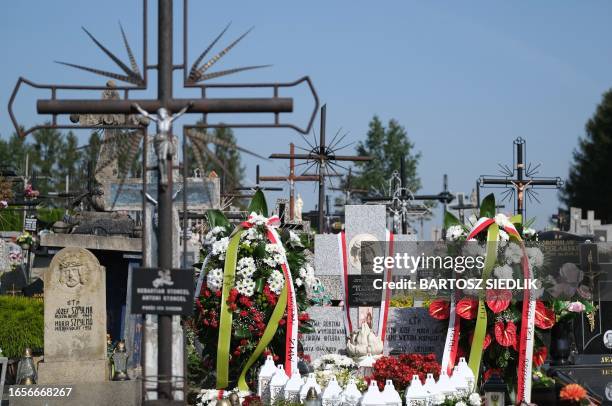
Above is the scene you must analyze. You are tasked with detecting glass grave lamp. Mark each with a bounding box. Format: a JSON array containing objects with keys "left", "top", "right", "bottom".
[
  {"left": 304, "top": 386, "right": 322, "bottom": 406},
  {"left": 16, "top": 348, "right": 37, "bottom": 385},
  {"left": 483, "top": 373, "right": 506, "bottom": 406},
  {"left": 405, "top": 375, "right": 428, "bottom": 406},
  {"left": 269, "top": 364, "right": 289, "bottom": 403},
  {"left": 360, "top": 380, "right": 385, "bottom": 406},
  {"left": 112, "top": 340, "right": 130, "bottom": 381}
]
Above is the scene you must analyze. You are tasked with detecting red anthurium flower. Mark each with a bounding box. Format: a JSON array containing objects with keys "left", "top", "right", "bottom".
[
  {"left": 429, "top": 299, "right": 450, "bottom": 320},
  {"left": 456, "top": 298, "right": 479, "bottom": 320},
  {"left": 494, "top": 320, "right": 517, "bottom": 347},
  {"left": 486, "top": 289, "right": 512, "bottom": 313},
  {"left": 533, "top": 346, "right": 548, "bottom": 367},
  {"left": 534, "top": 301, "right": 555, "bottom": 330}
]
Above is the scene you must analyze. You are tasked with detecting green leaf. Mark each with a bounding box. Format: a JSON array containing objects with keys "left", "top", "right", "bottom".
[
  {"left": 206, "top": 209, "right": 230, "bottom": 229},
  {"left": 255, "top": 278, "right": 265, "bottom": 293},
  {"left": 479, "top": 193, "right": 497, "bottom": 218},
  {"left": 247, "top": 190, "right": 268, "bottom": 216},
  {"left": 444, "top": 210, "right": 463, "bottom": 229}
]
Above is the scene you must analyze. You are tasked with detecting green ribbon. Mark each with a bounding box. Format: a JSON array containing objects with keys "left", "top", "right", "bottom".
[
  {"left": 216, "top": 228, "right": 244, "bottom": 389},
  {"left": 468, "top": 223, "right": 498, "bottom": 388},
  {"left": 237, "top": 285, "right": 287, "bottom": 391}
]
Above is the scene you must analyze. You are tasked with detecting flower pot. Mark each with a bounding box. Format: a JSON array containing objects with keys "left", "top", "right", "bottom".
[
  {"left": 550, "top": 318, "right": 574, "bottom": 366},
  {"left": 531, "top": 387, "right": 557, "bottom": 405}
]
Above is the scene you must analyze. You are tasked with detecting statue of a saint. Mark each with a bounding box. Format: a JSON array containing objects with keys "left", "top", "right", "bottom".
[{"left": 295, "top": 194, "right": 303, "bottom": 221}]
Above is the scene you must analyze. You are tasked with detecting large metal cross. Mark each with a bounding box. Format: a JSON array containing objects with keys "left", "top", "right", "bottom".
[
  {"left": 479, "top": 137, "right": 562, "bottom": 219},
  {"left": 268, "top": 105, "right": 372, "bottom": 232},
  {"left": 9, "top": 0, "right": 318, "bottom": 402}
]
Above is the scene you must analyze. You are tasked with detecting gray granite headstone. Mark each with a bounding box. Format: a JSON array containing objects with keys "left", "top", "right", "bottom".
[
  {"left": 38, "top": 247, "right": 108, "bottom": 383},
  {"left": 383, "top": 308, "right": 446, "bottom": 360},
  {"left": 0, "top": 356, "right": 7, "bottom": 400},
  {"left": 0, "top": 239, "right": 9, "bottom": 273},
  {"left": 301, "top": 307, "right": 347, "bottom": 359}
]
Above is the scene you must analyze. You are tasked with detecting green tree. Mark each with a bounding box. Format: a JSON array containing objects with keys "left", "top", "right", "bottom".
[
  {"left": 187, "top": 126, "right": 245, "bottom": 194},
  {"left": 352, "top": 116, "right": 421, "bottom": 194},
  {"left": 29, "top": 127, "right": 65, "bottom": 194},
  {"left": 57, "top": 131, "right": 82, "bottom": 192},
  {"left": 561, "top": 89, "right": 612, "bottom": 223}
]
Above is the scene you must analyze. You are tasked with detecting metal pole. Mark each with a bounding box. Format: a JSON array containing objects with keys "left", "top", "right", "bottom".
[
  {"left": 400, "top": 157, "right": 408, "bottom": 234},
  {"left": 289, "top": 143, "right": 295, "bottom": 220},
  {"left": 318, "top": 105, "right": 326, "bottom": 233},
  {"left": 516, "top": 140, "right": 524, "bottom": 218},
  {"left": 157, "top": 0, "right": 174, "bottom": 400}
]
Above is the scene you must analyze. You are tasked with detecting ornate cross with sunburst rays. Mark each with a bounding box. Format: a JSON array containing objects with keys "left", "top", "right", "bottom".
[
  {"left": 479, "top": 137, "right": 563, "bottom": 220},
  {"left": 9, "top": 0, "right": 318, "bottom": 401},
  {"left": 268, "top": 105, "right": 372, "bottom": 232}
]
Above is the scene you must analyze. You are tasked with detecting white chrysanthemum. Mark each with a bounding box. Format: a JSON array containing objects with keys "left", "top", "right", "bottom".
[
  {"left": 243, "top": 227, "right": 261, "bottom": 241},
  {"left": 446, "top": 225, "right": 465, "bottom": 241},
  {"left": 494, "top": 264, "right": 514, "bottom": 280},
  {"left": 495, "top": 213, "right": 512, "bottom": 228},
  {"left": 456, "top": 401, "right": 467, "bottom": 406},
  {"left": 504, "top": 242, "right": 523, "bottom": 264},
  {"left": 526, "top": 247, "right": 544, "bottom": 268},
  {"left": 212, "top": 237, "right": 230, "bottom": 259},
  {"left": 295, "top": 278, "right": 303, "bottom": 287},
  {"left": 206, "top": 268, "right": 223, "bottom": 292},
  {"left": 468, "top": 393, "right": 482, "bottom": 406},
  {"left": 235, "top": 278, "right": 256, "bottom": 297},
  {"left": 247, "top": 212, "right": 267, "bottom": 226},
  {"left": 289, "top": 230, "right": 302, "bottom": 245},
  {"left": 267, "top": 270, "right": 285, "bottom": 294},
  {"left": 523, "top": 227, "right": 536, "bottom": 237}
]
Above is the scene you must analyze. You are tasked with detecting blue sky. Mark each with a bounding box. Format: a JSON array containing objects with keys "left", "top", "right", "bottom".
[{"left": 2, "top": 1, "right": 612, "bottom": 234}]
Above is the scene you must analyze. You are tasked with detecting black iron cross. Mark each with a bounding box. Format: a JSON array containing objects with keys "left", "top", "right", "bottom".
[
  {"left": 268, "top": 105, "right": 372, "bottom": 233},
  {"left": 479, "top": 137, "right": 562, "bottom": 220},
  {"left": 9, "top": 0, "right": 318, "bottom": 402},
  {"left": 228, "top": 164, "right": 284, "bottom": 200}
]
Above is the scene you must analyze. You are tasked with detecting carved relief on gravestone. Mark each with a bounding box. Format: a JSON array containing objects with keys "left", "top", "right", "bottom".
[{"left": 38, "top": 247, "right": 108, "bottom": 384}]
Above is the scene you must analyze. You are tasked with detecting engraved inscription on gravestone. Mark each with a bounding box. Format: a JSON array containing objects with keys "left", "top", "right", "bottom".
[
  {"left": 383, "top": 308, "right": 446, "bottom": 360},
  {"left": 301, "top": 307, "right": 347, "bottom": 359},
  {"left": 38, "top": 247, "right": 108, "bottom": 384}
]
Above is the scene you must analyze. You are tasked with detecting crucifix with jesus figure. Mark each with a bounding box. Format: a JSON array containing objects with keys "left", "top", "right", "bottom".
[
  {"left": 479, "top": 137, "right": 563, "bottom": 220},
  {"left": 9, "top": 0, "right": 319, "bottom": 402}
]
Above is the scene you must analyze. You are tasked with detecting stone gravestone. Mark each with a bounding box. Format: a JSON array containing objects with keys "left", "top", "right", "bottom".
[
  {"left": 383, "top": 308, "right": 446, "bottom": 361},
  {"left": 301, "top": 307, "right": 347, "bottom": 360},
  {"left": 0, "top": 238, "right": 9, "bottom": 273},
  {"left": 0, "top": 355, "right": 7, "bottom": 403},
  {"left": 38, "top": 247, "right": 108, "bottom": 383}
]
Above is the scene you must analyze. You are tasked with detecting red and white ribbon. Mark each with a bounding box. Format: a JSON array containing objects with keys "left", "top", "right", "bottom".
[
  {"left": 466, "top": 215, "right": 534, "bottom": 404},
  {"left": 241, "top": 215, "right": 298, "bottom": 376},
  {"left": 377, "top": 230, "right": 394, "bottom": 342},
  {"left": 441, "top": 293, "right": 461, "bottom": 375}
]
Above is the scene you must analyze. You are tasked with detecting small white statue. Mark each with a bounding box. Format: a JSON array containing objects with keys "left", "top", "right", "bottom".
[
  {"left": 346, "top": 322, "right": 384, "bottom": 359},
  {"left": 295, "top": 194, "right": 304, "bottom": 221},
  {"left": 133, "top": 103, "right": 191, "bottom": 187}
]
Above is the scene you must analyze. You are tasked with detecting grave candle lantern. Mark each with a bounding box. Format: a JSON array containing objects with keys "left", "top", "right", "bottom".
[
  {"left": 257, "top": 354, "right": 277, "bottom": 403},
  {"left": 322, "top": 375, "right": 343, "bottom": 406},
  {"left": 15, "top": 348, "right": 37, "bottom": 385},
  {"left": 341, "top": 378, "right": 363, "bottom": 406},
  {"left": 435, "top": 369, "right": 456, "bottom": 397},
  {"left": 381, "top": 379, "right": 402, "bottom": 406},
  {"left": 304, "top": 386, "right": 322, "bottom": 406},
  {"left": 269, "top": 365, "right": 288, "bottom": 403},
  {"left": 283, "top": 370, "right": 303, "bottom": 403},
  {"left": 404, "top": 375, "right": 428, "bottom": 406},
  {"left": 457, "top": 357, "right": 476, "bottom": 391},
  {"left": 450, "top": 365, "right": 469, "bottom": 395},
  {"left": 111, "top": 340, "right": 130, "bottom": 381},
  {"left": 361, "top": 380, "right": 385, "bottom": 406},
  {"left": 299, "top": 373, "right": 322, "bottom": 402},
  {"left": 483, "top": 374, "right": 506, "bottom": 406},
  {"left": 357, "top": 353, "right": 376, "bottom": 378}
]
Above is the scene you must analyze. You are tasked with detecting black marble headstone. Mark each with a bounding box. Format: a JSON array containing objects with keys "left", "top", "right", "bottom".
[{"left": 0, "top": 268, "right": 27, "bottom": 295}]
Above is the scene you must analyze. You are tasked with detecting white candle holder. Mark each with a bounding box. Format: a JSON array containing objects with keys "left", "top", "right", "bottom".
[
  {"left": 256, "top": 355, "right": 277, "bottom": 404},
  {"left": 269, "top": 364, "right": 288, "bottom": 403}
]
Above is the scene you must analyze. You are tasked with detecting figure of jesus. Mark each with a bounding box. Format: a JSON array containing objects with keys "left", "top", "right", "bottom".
[{"left": 133, "top": 103, "right": 191, "bottom": 187}]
